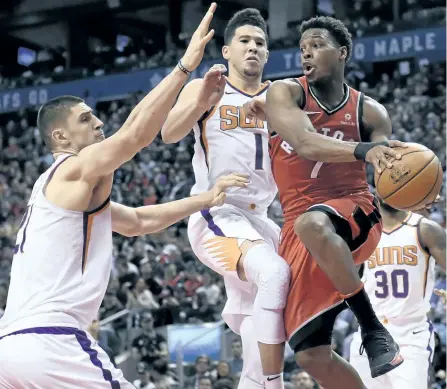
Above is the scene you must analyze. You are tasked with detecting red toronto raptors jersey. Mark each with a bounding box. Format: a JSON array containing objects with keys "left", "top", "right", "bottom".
[{"left": 269, "top": 76, "right": 373, "bottom": 223}]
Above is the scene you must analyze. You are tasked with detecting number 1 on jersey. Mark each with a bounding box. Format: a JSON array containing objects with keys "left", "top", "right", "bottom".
[{"left": 254, "top": 134, "right": 263, "bottom": 170}]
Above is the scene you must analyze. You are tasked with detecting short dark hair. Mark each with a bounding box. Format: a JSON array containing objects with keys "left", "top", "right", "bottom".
[
  {"left": 224, "top": 8, "right": 268, "bottom": 45},
  {"left": 37, "top": 95, "right": 84, "bottom": 148},
  {"left": 195, "top": 355, "right": 210, "bottom": 365},
  {"left": 300, "top": 16, "right": 353, "bottom": 61}
]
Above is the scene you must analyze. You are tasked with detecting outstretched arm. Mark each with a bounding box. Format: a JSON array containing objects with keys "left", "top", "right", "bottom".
[
  {"left": 265, "top": 80, "right": 404, "bottom": 170},
  {"left": 74, "top": 3, "right": 217, "bottom": 184},
  {"left": 419, "top": 218, "right": 446, "bottom": 272},
  {"left": 111, "top": 174, "right": 248, "bottom": 236}
]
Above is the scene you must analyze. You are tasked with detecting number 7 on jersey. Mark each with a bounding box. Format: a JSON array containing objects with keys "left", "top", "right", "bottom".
[{"left": 311, "top": 161, "right": 324, "bottom": 178}]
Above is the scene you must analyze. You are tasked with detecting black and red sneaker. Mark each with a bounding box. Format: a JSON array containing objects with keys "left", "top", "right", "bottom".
[{"left": 360, "top": 328, "right": 404, "bottom": 378}]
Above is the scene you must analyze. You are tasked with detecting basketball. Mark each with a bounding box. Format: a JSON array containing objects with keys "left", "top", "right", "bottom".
[{"left": 374, "top": 143, "right": 443, "bottom": 211}]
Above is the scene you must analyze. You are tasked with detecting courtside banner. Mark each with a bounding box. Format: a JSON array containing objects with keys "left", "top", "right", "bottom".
[{"left": 0, "top": 27, "right": 444, "bottom": 113}]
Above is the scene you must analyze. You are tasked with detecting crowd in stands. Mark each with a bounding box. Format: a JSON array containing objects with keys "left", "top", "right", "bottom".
[
  {"left": 0, "top": 0, "right": 445, "bottom": 90},
  {"left": 0, "top": 3, "right": 446, "bottom": 387}
]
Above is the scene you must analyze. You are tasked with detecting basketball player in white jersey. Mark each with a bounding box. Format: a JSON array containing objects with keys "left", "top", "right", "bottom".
[
  {"left": 0, "top": 4, "right": 247, "bottom": 388},
  {"left": 350, "top": 198, "right": 446, "bottom": 389},
  {"left": 162, "top": 9, "right": 290, "bottom": 389}
]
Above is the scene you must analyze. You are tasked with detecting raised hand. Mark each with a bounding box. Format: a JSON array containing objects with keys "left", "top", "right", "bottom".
[
  {"left": 181, "top": 2, "right": 217, "bottom": 72},
  {"left": 197, "top": 64, "right": 227, "bottom": 109},
  {"left": 204, "top": 173, "right": 249, "bottom": 207},
  {"left": 242, "top": 95, "right": 267, "bottom": 122}
]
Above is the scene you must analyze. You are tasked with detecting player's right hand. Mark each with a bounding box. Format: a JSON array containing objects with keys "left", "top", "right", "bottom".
[
  {"left": 205, "top": 173, "right": 249, "bottom": 207},
  {"left": 243, "top": 96, "right": 267, "bottom": 122},
  {"left": 180, "top": 2, "right": 216, "bottom": 72},
  {"left": 365, "top": 140, "right": 407, "bottom": 173},
  {"left": 197, "top": 64, "right": 227, "bottom": 109}
]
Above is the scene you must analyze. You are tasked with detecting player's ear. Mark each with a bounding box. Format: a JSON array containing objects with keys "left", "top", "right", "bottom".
[
  {"left": 51, "top": 128, "right": 69, "bottom": 146},
  {"left": 222, "top": 45, "right": 230, "bottom": 61},
  {"left": 340, "top": 46, "right": 348, "bottom": 62},
  {"left": 265, "top": 49, "right": 269, "bottom": 63}
]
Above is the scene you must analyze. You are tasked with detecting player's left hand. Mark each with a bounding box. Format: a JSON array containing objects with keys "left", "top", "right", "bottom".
[
  {"left": 181, "top": 3, "right": 216, "bottom": 71},
  {"left": 435, "top": 289, "right": 447, "bottom": 306},
  {"left": 204, "top": 173, "right": 249, "bottom": 207},
  {"left": 365, "top": 140, "right": 407, "bottom": 173},
  {"left": 243, "top": 96, "right": 267, "bottom": 122}
]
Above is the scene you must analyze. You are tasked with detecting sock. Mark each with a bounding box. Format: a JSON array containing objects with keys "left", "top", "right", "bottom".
[
  {"left": 344, "top": 287, "right": 382, "bottom": 332},
  {"left": 264, "top": 373, "right": 284, "bottom": 389}
]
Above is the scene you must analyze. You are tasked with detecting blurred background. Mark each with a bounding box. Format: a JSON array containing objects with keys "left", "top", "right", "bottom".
[{"left": 0, "top": 0, "right": 445, "bottom": 388}]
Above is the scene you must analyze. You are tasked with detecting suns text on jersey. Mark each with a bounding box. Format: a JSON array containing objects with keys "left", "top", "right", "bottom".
[
  {"left": 368, "top": 245, "right": 419, "bottom": 269},
  {"left": 219, "top": 105, "right": 266, "bottom": 131}
]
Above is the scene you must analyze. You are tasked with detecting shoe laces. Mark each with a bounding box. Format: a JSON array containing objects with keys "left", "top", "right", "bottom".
[{"left": 359, "top": 330, "right": 391, "bottom": 360}]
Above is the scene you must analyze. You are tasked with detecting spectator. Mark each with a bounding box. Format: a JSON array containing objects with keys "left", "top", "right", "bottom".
[
  {"left": 227, "top": 339, "right": 243, "bottom": 375},
  {"left": 132, "top": 311, "right": 168, "bottom": 365},
  {"left": 197, "top": 273, "right": 221, "bottom": 305},
  {"left": 198, "top": 376, "right": 213, "bottom": 389},
  {"left": 185, "top": 355, "right": 211, "bottom": 389},
  {"left": 216, "top": 360, "right": 231, "bottom": 380},
  {"left": 291, "top": 371, "right": 317, "bottom": 389},
  {"left": 133, "top": 362, "right": 156, "bottom": 389},
  {"left": 128, "top": 277, "right": 160, "bottom": 310}
]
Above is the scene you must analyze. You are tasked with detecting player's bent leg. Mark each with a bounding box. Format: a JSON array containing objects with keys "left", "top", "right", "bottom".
[
  {"left": 292, "top": 306, "right": 367, "bottom": 389},
  {"left": 294, "top": 206, "right": 403, "bottom": 378},
  {"left": 294, "top": 210, "right": 362, "bottom": 295},
  {"left": 296, "top": 346, "right": 367, "bottom": 389},
  {"left": 238, "top": 316, "right": 265, "bottom": 389},
  {"left": 239, "top": 240, "right": 290, "bottom": 388}
]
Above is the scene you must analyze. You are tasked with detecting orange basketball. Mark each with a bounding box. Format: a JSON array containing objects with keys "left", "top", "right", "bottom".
[{"left": 374, "top": 143, "right": 443, "bottom": 211}]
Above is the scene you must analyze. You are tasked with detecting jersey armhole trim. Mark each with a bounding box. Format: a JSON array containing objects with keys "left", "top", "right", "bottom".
[
  {"left": 416, "top": 218, "right": 431, "bottom": 257},
  {"left": 357, "top": 92, "right": 366, "bottom": 141},
  {"left": 291, "top": 78, "right": 306, "bottom": 109},
  {"left": 42, "top": 154, "right": 76, "bottom": 197},
  {"left": 198, "top": 105, "right": 216, "bottom": 123}
]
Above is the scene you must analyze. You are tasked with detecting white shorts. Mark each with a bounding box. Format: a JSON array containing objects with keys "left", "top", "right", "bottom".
[
  {"left": 350, "top": 318, "right": 435, "bottom": 389},
  {"left": 188, "top": 204, "right": 280, "bottom": 334},
  {"left": 0, "top": 326, "right": 134, "bottom": 389}
]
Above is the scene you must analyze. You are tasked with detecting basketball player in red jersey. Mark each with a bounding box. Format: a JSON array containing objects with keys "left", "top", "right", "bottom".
[{"left": 245, "top": 16, "right": 406, "bottom": 389}]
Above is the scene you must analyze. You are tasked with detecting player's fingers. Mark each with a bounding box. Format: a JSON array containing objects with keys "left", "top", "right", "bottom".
[
  {"left": 371, "top": 156, "right": 383, "bottom": 174},
  {"left": 212, "top": 64, "right": 227, "bottom": 73},
  {"left": 388, "top": 140, "right": 408, "bottom": 148},
  {"left": 381, "top": 146, "right": 400, "bottom": 162},
  {"left": 201, "top": 29, "right": 215, "bottom": 45},
  {"left": 242, "top": 103, "right": 256, "bottom": 118},
  {"left": 197, "top": 3, "right": 217, "bottom": 33},
  {"left": 217, "top": 192, "right": 226, "bottom": 204}
]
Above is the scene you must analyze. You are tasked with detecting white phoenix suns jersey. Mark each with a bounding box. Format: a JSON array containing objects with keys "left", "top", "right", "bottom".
[
  {"left": 190, "top": 80, "right": 277, "bottom": 214},
  {"left": 0, "top": 154, "right": 113, "bottom": 334},
  {"left": 363, "top": 212, "right": 436, "bottom": 321}
]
